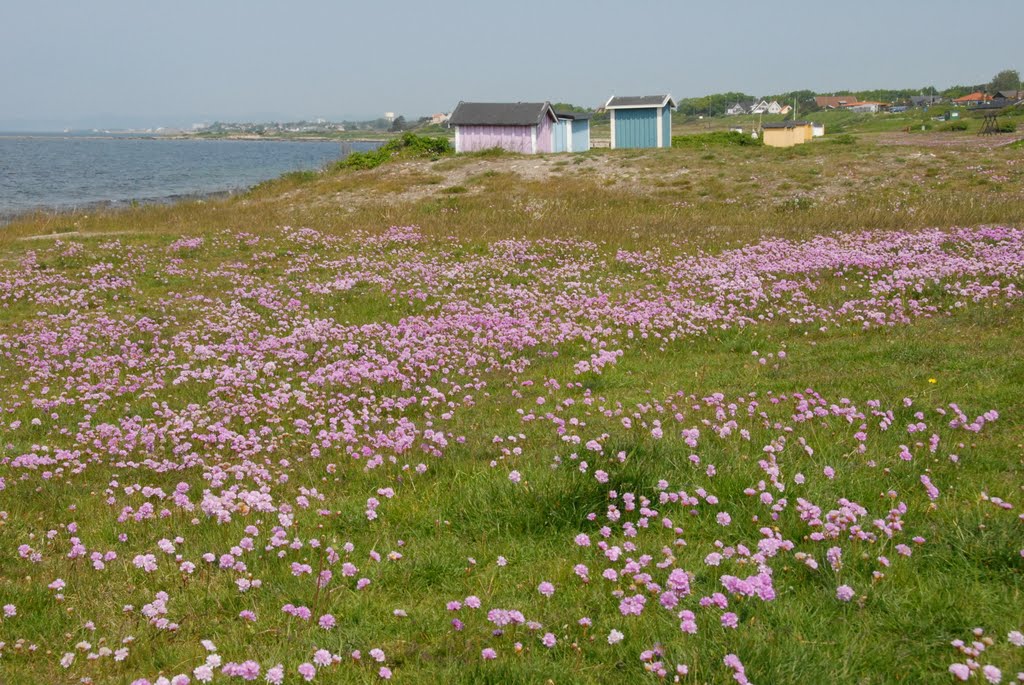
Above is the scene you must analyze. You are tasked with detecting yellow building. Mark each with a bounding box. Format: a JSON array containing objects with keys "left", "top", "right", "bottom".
[{"left": 762, "top": 121, "right": 814, "bottom": 148}]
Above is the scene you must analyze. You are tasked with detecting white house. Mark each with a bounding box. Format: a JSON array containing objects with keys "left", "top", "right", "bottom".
[
  {"left": 726, "top": 103, "right": 747, "bottom": 116},
  {"left": 766, "top": 101, "right": 783, "bottom": 114},
  {"left": 750, "top": 100, "right": 770, "bottom": 114},
  {"left": 811, "top": 122, "right": 825, "bottom": 137},
  {"left": 847, "top": 102, "right": 883, "bottom": 113}
]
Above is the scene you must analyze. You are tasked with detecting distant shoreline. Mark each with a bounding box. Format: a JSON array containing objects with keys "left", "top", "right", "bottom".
[
  {"left": 0, "top": 131, "right": 394, "bottom": 144},
  {"left": 0, "top": 189, "right": 238, "bottom": 226}
]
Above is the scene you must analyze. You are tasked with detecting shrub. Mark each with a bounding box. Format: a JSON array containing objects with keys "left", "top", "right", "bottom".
[
  {"left": 334, "top": 133, "right": 453, "bottom": 171},
  {"left": 994, "top": 121, "right": 1017, "bottom": 133},
  {"left": 468, "top": 147, "right": 510, "bottom": 158},
  {"left": 672, "top": 131, "right": 762, "bottom": 149},
  {"left": 941, "top": 121, "right": 968, "bottom": 132},
  {"left": 829, "top": 134, "right": 858, "bottom": 145},
  {"left": 280, "top": 170, "right": 319, "bottom": 184}
]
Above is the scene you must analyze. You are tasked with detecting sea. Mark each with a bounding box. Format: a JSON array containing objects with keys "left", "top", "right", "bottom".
[{"left": 0, "top": 132, "right": 383, "bottom": 219}]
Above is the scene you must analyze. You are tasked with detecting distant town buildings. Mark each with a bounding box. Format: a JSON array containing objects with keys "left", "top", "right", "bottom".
[
  {"left": 814, "top": 95, "right": 859, "bottom": 109},
  {"left": 741, "top": 100, "right": 788, "bottom": 115},
  {"left": 952, "top": 91, "right": 991, "bottom": 106},
  {"left": 910, "top": 95, "right": 943, "bottom": 107}
]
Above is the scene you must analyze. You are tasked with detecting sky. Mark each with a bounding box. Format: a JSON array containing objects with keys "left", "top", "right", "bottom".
[{"left": 1, "top": 0, "right": 1021, "bottom": 130}]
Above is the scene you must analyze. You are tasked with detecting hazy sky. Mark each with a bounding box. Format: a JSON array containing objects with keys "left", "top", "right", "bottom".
[{"left": 2, "top": 0, "right": 1020, "bottom": 129}]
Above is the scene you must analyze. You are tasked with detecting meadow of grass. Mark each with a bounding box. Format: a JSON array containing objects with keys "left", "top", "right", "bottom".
[{"left": 0, "top": 133, "right": 1022, "bottom": 685}]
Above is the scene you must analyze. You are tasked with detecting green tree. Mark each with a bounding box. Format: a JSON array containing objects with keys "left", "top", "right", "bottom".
[
  {"left": 990, "top": 69, "right": 1021, "bottom": 93},
  {"left": 551, "top": 102, "right": 591, "bottom": 113},
  {"left": 389, "top": 116, "right": 407, "bottom": 132}
]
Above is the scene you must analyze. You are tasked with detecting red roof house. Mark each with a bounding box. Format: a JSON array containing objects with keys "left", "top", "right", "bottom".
[{"left": 952, "top": 92, "right": 992, "bottom": 105}]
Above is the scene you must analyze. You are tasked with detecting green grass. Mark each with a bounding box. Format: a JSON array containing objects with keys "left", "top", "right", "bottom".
[{"left": 0, "top": 132, "right": 1023, "bottom": 684}]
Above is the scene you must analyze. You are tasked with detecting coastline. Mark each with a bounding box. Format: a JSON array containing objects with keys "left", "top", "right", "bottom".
[
  {"left": 0, "top": 131, "right": 395, "bottom": 143},
  {"left": 0, "top": 188, "right": 238, "bottom": 227}
]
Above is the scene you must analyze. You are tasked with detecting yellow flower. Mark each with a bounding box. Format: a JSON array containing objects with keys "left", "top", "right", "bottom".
[{"left": 928, "top": 378, "right": 937, "bottom": 384}]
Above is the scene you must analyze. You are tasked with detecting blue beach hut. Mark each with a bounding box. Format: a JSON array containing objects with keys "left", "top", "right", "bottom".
[
  {"left": 552, "top": 111, "right": 592, "bottom": 153},
  {"left": 604, "top": 94, "right": 676, "bottom": 149}
]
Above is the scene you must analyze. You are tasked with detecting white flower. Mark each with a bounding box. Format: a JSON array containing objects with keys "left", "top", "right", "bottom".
[{"left": 607, "top": 629, "right": 624, "bottom": 645}]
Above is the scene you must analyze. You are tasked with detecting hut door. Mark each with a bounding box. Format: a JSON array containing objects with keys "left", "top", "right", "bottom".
[{"left": 553, "top": 120, "right": 569, "bottom": 152}]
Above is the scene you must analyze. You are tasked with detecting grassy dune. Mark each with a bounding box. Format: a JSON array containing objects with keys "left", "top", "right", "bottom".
[{"left": 0, "top": 134, "right": 1022, "bottom": 685}]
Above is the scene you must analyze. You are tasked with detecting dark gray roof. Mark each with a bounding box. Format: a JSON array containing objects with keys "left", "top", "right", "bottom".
[
  {"left": 605, "top": 95, "right": 675, "bottom": 109},
  {"left": 449, "top": 102, "right": 555, "bottom": 126},
  {"left": 762, "top": 121, "right": 812, "bottom": 129},
  {"left": 554, "top": 110, "right": 593, "bottom": 120}
]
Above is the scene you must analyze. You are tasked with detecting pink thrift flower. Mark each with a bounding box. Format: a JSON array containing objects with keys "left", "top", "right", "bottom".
[
  {"left": 949, "top": 663, "right": 970, "bottom": 681},
  {"left": 836, "top": 585, "right": 855, "bottom": 602},
  {"left": 538, "top": 581, "right": 555, "bottom": 597},
  {"left": 481, "top": 648, "right": 497, "bottom": 660},
  {"left": 297, "top": 662, "right": 316, "bottom": 681},
  {"left": 265, "top": 665, "right": 284, "bottom": 684}
]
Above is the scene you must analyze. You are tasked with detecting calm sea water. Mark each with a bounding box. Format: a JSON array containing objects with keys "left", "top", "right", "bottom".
[{"left": 0, "top": 133, "right": 382, "bottom": 218}]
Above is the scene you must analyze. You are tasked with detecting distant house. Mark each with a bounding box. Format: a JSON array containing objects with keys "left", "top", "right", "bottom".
[
  {"left": 814, "top": 95, "right": 858, "bottom": 109},
  {"left": 952, "top": 91, "right": 991, "bottom": 106},
  {"left": 750, "top": 100, "right": 770, "bottom": 114},
  {"left": 449, "top": 102, "right": 558, "bottom": 154},
  {"left": 779, "top": 104, "right": 793, "bottom": 115},
  {"left": 762, "top": 121, "right": 813, "bottom": 148},
  {"left": 846, "top": 101, "right": 887, "bottom": 113},
  {"left": 726, "top": 103, "right": 747, "bottom": 115},
  {"left": 995, "top": 90, "right": 1024, "bottom": 102},
  {"left": 766, "top": 101, "right": 784, "bottom": 114},
  {"left": 430, "top": 113, "right": 450, "bottom": 125},
  {"left": 553, "top": 111, "right": 592, "bottom": 153},
  {"left": 910, "top": 95, "right": 942, "bottom": 108},
  {"left": 604, "top": 94, "right": 676, "bottom": 149}
]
